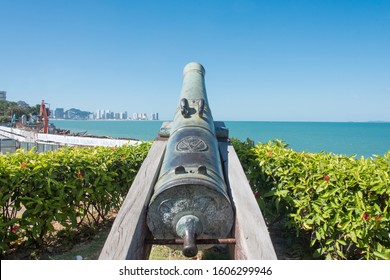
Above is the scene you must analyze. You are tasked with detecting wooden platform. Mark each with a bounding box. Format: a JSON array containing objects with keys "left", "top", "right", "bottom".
[{"left": 99, "top": 140, "right": 277, "bottom": 260}]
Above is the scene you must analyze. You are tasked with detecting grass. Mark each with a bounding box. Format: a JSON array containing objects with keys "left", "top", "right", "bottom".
[
  {"left": 2, "top": 221, "right": 113, "bottom": 260},
  {"left": 149, "top": 245, "right": 231, "bottom": 260},
  {"left": 2, "top": 218, "right": 232, "bottom": 260},
  {"left": 48, "top": 225, "right": 111, "bottom": 260}
]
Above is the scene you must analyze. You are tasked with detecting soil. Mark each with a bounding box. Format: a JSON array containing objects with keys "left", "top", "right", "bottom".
[{"left": 2, "top": 220, "right": 114, "bottom": 260}]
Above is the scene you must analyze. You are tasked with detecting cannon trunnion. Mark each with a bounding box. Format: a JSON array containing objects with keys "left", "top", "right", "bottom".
[{"left": 146, "top": 62, "right": 234, "bottom": 257}]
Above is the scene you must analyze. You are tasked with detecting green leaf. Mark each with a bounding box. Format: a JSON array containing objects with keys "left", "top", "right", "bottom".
[
  {"left": 350, "top": 231, "right": 357, "bottom": 243},
  {"left": 336, "top": 249, "right": 346, "bottom": 259},
  {"left": 374, "top": 203, "right": 382, "bottom": 213},
  {"left": 373, "top": 251, "right": 390, "bottom": 260},
  {"left": 337, "top": 239, "right": 347, "bottom": 246}
]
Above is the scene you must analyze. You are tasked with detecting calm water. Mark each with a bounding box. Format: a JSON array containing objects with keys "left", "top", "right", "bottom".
[{"left": 51, "top": 120, "right": 390, "bottom": 158}]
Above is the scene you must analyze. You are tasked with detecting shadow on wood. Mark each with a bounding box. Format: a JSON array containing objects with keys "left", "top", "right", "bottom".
[{"left": 219, "top": 141, "right": 277, "bottom": 260}]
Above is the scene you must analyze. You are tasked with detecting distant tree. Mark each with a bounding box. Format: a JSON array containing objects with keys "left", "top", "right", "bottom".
[
  {"left": 0, "top": 100, "right": 42, "bottom": 123},
  {"left": 30, "top": 104, "right": 41, "bottom": 115},
  {"left": 17, "top": 101, "right": 31, "bottom": 110},
  {"left": 6, "top": 101, "right": 25, "bottom": 117},
  {"left": 0, "top": 100, "right": 7, "bottom": 116}
]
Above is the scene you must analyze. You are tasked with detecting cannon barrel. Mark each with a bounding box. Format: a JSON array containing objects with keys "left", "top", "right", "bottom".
[{"left": 146, "top": 62, "right": 234, "bottom": 257}]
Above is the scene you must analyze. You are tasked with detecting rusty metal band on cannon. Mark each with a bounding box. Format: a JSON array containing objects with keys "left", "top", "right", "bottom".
[{"left": 146, "top": 62, "right": 234, "bottom": 257}]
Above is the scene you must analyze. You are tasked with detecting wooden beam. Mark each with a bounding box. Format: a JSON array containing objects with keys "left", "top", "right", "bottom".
[
  {"left": 219, "top": 141, "right": 277, "bottom": 260},
  {"left": 99, "top": 140, "right": 167, "bottom": 260}
]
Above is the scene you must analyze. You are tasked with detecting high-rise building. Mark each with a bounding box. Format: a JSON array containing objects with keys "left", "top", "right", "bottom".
[
  {"left": 96, "top": 109, "right": 102, "bottom": 119},
  {"left": 107, "top": 111, "right": 114, "bottom": 119},
  {"left": 54, "top": 108, "right": 64, "bottom": 119},
  {"left": 0, "top": 91, "right": 6, "bottom": 101},
  {"left": 120, "top": 112, "right": 128, "bottom": 120},
  {"left": 151, "top": 113, "right": 159, "bottom": 120}
]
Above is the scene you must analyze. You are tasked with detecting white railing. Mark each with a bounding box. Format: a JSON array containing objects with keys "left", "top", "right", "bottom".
[{"left": 0, "top": 126, "right": 140, "bottom": 147}]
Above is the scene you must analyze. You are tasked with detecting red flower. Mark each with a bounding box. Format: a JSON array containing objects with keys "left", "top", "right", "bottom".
[
  {"left": 324, "top": 175, "right": 330, "bottom": 182},
  {"left": 76, "top": 171, "right": 84, "bottom": 179},
  {"left": 362, "top": 213, "right": 371, "bottom": 220},
  {"left": 11, "top": 225, "right": 18, "bottom": 233},
  {"left": 21, "top": 162, "right": 27, "bottom": 168},
  {"left": 254, "top": 191, "right": 260, "bottom": 199}
]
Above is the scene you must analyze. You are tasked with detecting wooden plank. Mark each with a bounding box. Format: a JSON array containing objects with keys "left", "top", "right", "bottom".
[
  {"left": 99, "top": 140, "right": 167, "bottom": 260},
  {"left": 219, "top": 141, "right": 277, "bottom": 260}
]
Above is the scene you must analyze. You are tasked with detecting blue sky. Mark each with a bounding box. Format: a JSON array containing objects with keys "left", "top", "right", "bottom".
[{"left": 0, "top": 0, "right": 389, "bottom": 121}]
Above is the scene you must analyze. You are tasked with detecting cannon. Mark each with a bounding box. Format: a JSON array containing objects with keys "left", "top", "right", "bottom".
[{"left": 146, "top": 62, "right": 234, "bottom": 257}]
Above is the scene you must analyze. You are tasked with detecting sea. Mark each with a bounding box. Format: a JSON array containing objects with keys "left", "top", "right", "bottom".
[{"left": 50, "top": 120, "right": 390, "bottom": 158}]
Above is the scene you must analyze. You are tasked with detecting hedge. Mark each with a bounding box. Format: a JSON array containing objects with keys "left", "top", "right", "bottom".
[
  {"left": 0, "top": 142, "right": 151, "bottom": 253},
  {"left": 231, "top": 138, "right": 389, "bottom": 260}
]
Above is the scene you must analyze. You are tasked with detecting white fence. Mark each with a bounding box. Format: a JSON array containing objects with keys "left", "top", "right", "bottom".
[{"left": 0, "top": 126, "right": 140, "bottom": 153}]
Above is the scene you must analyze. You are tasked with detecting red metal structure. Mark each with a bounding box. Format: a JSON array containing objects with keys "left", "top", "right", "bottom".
[{"left": 39, "top": 100, "right": 49, "bottom": 133}]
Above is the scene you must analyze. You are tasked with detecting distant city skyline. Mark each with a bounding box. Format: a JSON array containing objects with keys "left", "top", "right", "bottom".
[
  {"left": 52, "top": 107, "right": 159, "bottom": 121},
  {"left": 0, "top": 91, "right": 160, "bottom": 121}
]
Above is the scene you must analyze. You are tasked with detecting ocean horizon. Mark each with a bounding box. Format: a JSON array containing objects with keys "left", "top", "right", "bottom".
[{"left": 51, "top": 120, "right": 390, "bottom": 158}]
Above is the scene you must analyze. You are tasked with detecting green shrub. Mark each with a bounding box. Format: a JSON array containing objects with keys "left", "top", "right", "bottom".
[
  {"left": 232, "top": 138, "right": 390, "bottom": 260},
  {"left": 0, "top": 142, "right": 151, "bottom": 253}
]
